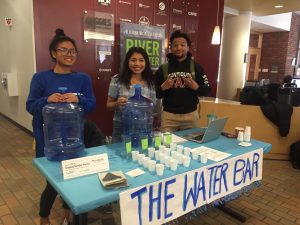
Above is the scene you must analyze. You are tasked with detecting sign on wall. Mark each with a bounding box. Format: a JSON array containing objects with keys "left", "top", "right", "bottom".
[
  {"left": 120, "top": 23, "right": 165, "bottom": 71},
  {"left": 120, "top": 149, "right": 263, "bottom": 225}
]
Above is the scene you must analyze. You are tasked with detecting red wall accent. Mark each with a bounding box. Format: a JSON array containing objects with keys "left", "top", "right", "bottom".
[{"left": 33, "top": 0, "right": 223, "bottom": 136}]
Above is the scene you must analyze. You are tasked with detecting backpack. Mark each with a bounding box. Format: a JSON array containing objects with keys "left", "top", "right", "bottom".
[
  {"left": 162, "top": 59, "right": 196, "bottom": 80},
  {"left": 290, "top": 140, "right": 300, "bottom": 169}
]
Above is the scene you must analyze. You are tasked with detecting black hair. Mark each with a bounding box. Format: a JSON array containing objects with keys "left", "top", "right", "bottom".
[
  {"left": 118, "top": 47, "right": 154, "bottom": 89},
  {"left": 170, "top": 30, "right": 192, "bottom": 47},
  {"left": 283, "top": 75, "right": 293, "bottom": 83},
  {"left": 49, "top": 28, "right": 77, "bottom": 61}
]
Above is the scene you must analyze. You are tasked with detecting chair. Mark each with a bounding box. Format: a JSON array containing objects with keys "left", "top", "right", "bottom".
[{"left": 83, "top": 120, "right": 105, "bottom": 148}]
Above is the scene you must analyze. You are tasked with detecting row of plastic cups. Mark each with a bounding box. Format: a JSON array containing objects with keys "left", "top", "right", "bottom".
[{"left": 132, "top": 152, "right": 177, "bottom": 176}]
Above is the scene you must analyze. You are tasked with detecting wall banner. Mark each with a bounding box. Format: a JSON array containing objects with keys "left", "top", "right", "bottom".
[
  {"left": 120, "top": 148, "right": 263, "bottom": 225},
  {"left": 120, "top": 23, "right": 165, "bottom": 71}
]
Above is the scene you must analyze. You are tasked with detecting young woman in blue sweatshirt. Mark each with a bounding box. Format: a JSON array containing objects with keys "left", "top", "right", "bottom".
[{"left": 26, "top": 29, "right": 96, "bottom": 225}]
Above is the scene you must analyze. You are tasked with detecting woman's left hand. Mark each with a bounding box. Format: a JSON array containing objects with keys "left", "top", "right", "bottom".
[{"left": 61, "top": 93, "right": 79, "bottom": 103}]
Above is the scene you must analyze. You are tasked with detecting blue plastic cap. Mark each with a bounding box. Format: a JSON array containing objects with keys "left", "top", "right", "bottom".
[{"left": 134, "top": 84, "right": 142, "bottom": 88}]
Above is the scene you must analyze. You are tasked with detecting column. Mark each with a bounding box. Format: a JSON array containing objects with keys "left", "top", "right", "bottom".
[{"left": 217, "top": 11, "right": 252, "bottom": 100}]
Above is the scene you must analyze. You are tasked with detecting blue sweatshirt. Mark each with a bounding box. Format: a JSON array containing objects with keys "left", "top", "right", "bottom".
[{"left": 26, "top": 70, "right": 96, "bottom": 158}]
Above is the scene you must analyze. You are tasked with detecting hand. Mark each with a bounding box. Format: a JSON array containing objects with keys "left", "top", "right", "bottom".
[
  {"left": 61, "top": 93, "right": 79, "bottom": 103},
  {"left": 183, "top": 77, "right": 199, "bottom": 90},
  {"left": 116, "top": 96, "right": 128, "bottom": 107},
  {"left": 161, "top": 78, "right": 175, "bottom": 91},
  {"left": 47, "top": 93, "right": 64, "bottom": 103}
]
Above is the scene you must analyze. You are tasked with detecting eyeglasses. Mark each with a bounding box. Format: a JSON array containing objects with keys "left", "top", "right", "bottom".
[{"left": 56, "top": 48, "right": 78, "bottom": 56}]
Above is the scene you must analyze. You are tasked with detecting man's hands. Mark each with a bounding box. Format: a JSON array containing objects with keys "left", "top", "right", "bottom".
[
  {"left": 161, "top": 76, "right": 199, "bottom": 91},
  {"left": 47, "top": 93, "right": 79, "bottom": 103},
  {"left": 182, "top": 77, "right": 199, "bottom": 90}
]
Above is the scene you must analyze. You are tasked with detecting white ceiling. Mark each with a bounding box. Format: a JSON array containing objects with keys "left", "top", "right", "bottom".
[
  {"left": 224, "top": 0, "right": 300, "bottom": 16},
  {"left": 224, "top": 0, "right": 300, "bottom": 33}
]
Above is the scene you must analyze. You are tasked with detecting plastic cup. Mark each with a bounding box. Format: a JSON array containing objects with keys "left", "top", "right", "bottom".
[
  {"left": 148, "top": 147, "right": 155, "bottom": 158},
  {"left": 183, "top": 147, "right": 191, "bottom": 156},
  {"left": 165, "top": 156, "right": 171, "bottom": 168},
  {"left": 163, "top": 132, "right": 172, "bottom": 147},
  {"left": 155, "top": 150, "right": 160, "bottom": 161},
  {"left": 235, "top": 127, "right": 244, "bottom": 136},
  {"left": 122, "top": 134, "right": 132, "bottom": 158},
  {"left": 183, "top": 156, "right": 191, "bottom": 167},
  {"left": 137, "top": 153, "right": 145, "bottom": 165},
  {"left": 237, "top": 131, "right": 244, "bottom": 142},
  {"left": 170, "top": 143, "right": 177, "bottom": 151},
  {"left": 159, "top": 153, "right": 166, "bottom": 164},
  {"left": 170, "top": 159, "right": 178, "bottom": 171},
  {"left": 131, "top": 151, "right": 139, "bottom": 162},
  {"left": 140, "top": 134, "right": 149, "bottom": 152},
  {"left": 177, "top": 145, "right": 183, "bottom": 154},
  {"left": 192, "top": 150, "right": 199, "bottom": 160},
  {"left": 143, "top": 157, "right": 150, "bottom": 169},
  {"left": 159, "top": 145, "right": 165, "bottom": 152},
  {"left": 200, "top": 154, "right": 208, "bottom": 164},
  {"left": 171, "top": 150, "right": 177, "bottom": 158},
  {"left": 156, "top": 163, "right": 165, "bottom": 176},
  {"left": 148, "top": 160, "right": 156, "bottom": 173},
  {"left": 164, "top": 148, "right": 171, "bottom": 156},
  {"left": 177, "top": 154, "right": 183, "bottom": 164},
  {"left": 154, "top": 132, "right": 162, "bottom": 149}
]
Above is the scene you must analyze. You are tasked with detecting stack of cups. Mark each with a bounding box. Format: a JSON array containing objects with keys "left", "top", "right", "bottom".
[{"left": 244, "top": 126, "right": 251, "bottom": 142}]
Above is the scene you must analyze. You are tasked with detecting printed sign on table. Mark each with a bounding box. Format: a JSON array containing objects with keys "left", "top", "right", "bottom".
[{"left": 120, "top": 148, "right": 263, "bottom": 225}]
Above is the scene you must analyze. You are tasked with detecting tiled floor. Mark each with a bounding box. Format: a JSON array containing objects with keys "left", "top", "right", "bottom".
[{"left": 0, "top": 114, "right": 300, "bottom": 225}]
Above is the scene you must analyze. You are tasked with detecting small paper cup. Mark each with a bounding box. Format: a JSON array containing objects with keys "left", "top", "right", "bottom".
[
  {"left": 131, "top": 151, "right": 139, "bottom": 161},
  {"left": 200, "top": 154, "right": 208, "bottom": 164},
  {"left": 156, "top": 163, "right": 165, "bottom": 176},
  {"left": 170, "top": 159, "right": 178, "bottom": 171},
  {"left": 183, "top": 156, "right": 191, "bottom": 167}
]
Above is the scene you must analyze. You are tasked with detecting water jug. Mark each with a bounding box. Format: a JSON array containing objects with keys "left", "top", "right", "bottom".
[
  {"left": 122, "top": 84, "right": 154, "bottom": 151},
  {"left": 42, "top": 88, "right": 85, "bottom": 161}
]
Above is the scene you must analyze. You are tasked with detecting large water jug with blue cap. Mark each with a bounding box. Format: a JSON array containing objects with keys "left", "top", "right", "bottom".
[
  {"left": 122, "top": 84, "right": 154, "bottom": 150},
  {"left": 42, "top": 87, "right": 85, "bottom": 161}
]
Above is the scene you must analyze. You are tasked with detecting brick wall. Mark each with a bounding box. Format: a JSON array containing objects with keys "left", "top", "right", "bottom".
[
  {"left": 258, "top": 13, "right": 300, "bottom": 83},
  {"left": 285, "top": 13, "right": 300, "bottom": 77}
]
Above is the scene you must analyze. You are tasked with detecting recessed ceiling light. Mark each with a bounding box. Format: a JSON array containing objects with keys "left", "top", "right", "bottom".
[{"left": 274, "top": 5, "right": 283, "bottom": 8}]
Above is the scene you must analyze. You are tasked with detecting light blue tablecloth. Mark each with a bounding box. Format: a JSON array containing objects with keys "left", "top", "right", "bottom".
[{"left": 32, "top": 132, "right": 272, "bottom": 215}]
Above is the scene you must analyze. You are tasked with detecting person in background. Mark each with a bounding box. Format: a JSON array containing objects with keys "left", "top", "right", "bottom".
[
  {"left": 283, "top": 75, "right": 297, "bottom": 88},
  {"left": 155, "top": 30, "right": 211, "bottom": 132},
  {"left": 26, "top": 28, "right": 96, "bottom": 225},
  {"left": 106, "top": 47, "right": 156, "bottom": 143}
]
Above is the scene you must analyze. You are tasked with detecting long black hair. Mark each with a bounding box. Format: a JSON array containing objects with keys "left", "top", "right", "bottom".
[
  {"left": 118, "top": 47, "right": 154, "bottom": 89},
  {"left": 49, "top": 28, "right": 77, "bottom": 61}
]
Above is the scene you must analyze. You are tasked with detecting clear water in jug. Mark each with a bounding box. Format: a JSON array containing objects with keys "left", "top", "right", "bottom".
[
  {"left": 42, "top": 88, "right": 85, "bottom": 161},
  {"left": 121, "top": 84, "right": 154, "bottom": 151}
]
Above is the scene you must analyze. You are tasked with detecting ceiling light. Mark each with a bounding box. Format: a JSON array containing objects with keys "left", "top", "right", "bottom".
[
  {"left": 211, "top": 0, "right": 221, "bottom": 45},
  {"left": 274, "top": 5, "right": 283, "bottom": 8}
]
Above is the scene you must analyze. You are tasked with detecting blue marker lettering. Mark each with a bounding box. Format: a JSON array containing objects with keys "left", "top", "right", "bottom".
[
  {"left": 131, "top": 187, "right": 147, "bottom": 225},
  {"left": 164, "top": 178, "right": 176, "bottom": 219},
  {"left": 149, "top": 182, "right": 162, "bottom": 222}
]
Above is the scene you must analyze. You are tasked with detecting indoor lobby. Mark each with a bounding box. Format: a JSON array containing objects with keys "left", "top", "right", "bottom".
[{"left": 1, "top": 0, "right": 300, "bottom": 224}]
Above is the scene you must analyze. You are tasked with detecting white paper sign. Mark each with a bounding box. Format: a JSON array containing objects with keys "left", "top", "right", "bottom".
[
  {"left": 120, "top": 148, "right": 263, "bottom": 225},
  {"left": 62, "top": 154, "right": 109, "bottom": 180}
]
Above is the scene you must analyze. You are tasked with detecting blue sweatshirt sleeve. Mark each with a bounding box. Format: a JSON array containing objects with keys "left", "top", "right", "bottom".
[
  {"left": 26, "top": 73, "right": 48, "bottom": 116},
  {"left": 77, "top": 75, "right": 96, "bottom": 114}
]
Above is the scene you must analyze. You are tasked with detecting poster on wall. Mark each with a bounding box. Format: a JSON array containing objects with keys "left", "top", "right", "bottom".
[
  {"left": 95, "top": 0, "right": 115, "bottom": 13},
  {"left": 83, "top": 11, "right": 114, "bottom": 42},
  {"left": 83, "top": 11, "right": 115, "bottom": 81},
  {"left": 169, "top": 0, "right": 185, "bottom": 33},
  {"left": 153, "top": 0, "right": 170, "bottom": 49},
  {"left": 120, "top": 23, "right": 165, "bottom": 71},
  {"left": 185, "top": 0, "right": 199, "bottom": 57},
  {"left": 116, "top": 0, "right": 136, "bottom": 23},
  {"left": 136, "top": 0, "right": 154, "bottom": 25}
]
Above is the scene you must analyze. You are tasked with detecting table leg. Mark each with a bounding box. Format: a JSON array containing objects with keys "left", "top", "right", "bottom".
[
  {"left": 73, "top": 213, "right": 88, "bottom": 225},
  {"left": 216, "top": 203, "right": 246, "bottom": 222}
]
